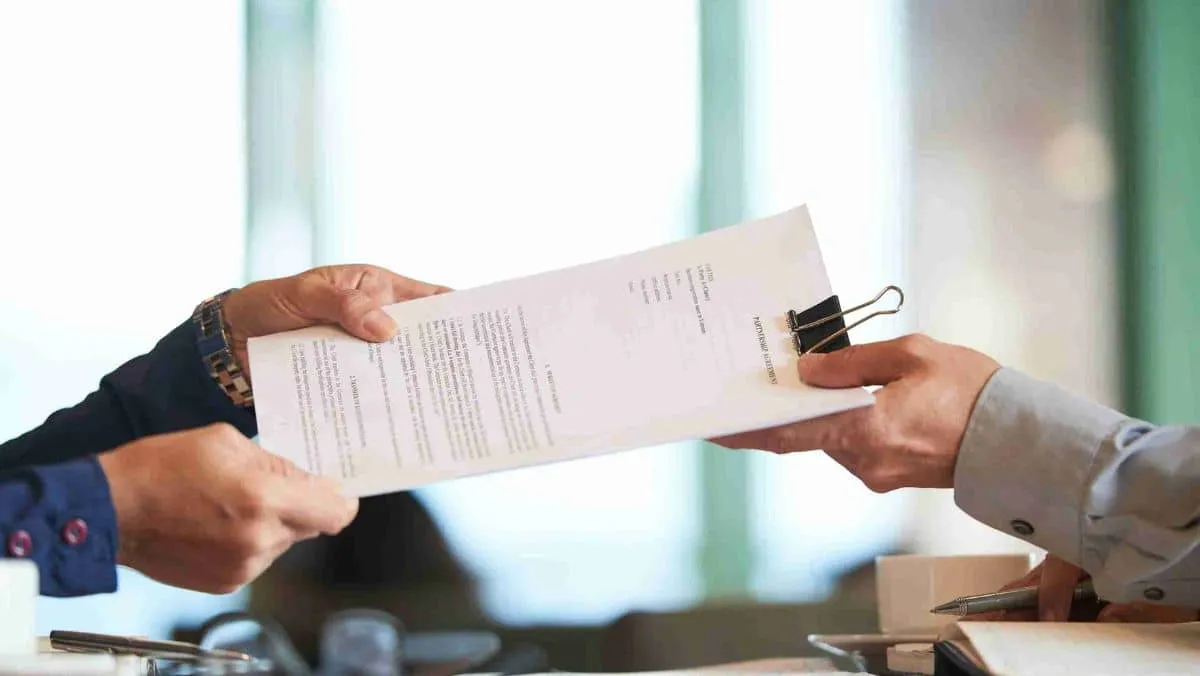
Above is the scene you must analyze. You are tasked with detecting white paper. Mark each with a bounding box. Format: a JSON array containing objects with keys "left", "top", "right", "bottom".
[
  {"left": 958, "top": 621, "right": 1200, "bottom": 676},
  {"left": 248, "top": 205, "right": 873, "bottom": 496}
]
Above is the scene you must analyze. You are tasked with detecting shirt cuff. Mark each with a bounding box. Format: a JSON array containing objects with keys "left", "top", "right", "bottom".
[
  {"left": 0, "top": 457, "right": 119, "bottom": 597},
  {"left": 953, "top": 368, "right": 1127, "bottom": 567}
]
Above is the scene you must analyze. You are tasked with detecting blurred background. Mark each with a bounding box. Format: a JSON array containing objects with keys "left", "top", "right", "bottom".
[{"left": 1, "top": 0, "right": 1196, "bottom": 670}]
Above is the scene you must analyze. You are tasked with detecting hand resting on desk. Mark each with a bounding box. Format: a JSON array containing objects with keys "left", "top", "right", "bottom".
[{"left": 965, "top": 555, "right": 1199, "bottom": 624}]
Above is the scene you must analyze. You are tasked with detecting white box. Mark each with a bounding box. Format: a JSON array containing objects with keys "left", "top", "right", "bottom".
[{"left": 0, "top": 559, "right": 38, "bottom": 656}]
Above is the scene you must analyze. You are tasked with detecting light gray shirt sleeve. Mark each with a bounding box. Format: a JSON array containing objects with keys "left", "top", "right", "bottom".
[{"left": 954, "top": 367, "right": 1200, "bottom": 607}]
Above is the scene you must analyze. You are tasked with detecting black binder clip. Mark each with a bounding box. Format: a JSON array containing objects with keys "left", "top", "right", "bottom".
[{"left": 787, "top": 285, "right": 905, "bottom": 355}]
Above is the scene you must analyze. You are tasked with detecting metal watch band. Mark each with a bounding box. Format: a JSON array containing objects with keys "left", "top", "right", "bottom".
[{"left": 192, "top": 289, "right": 254, "bottom": 409}]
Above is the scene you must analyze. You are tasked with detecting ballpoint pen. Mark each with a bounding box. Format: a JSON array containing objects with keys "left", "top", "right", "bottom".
[
  {"left": 930, "top": 579, "right": 1098, "bottom": 616},
  {"left": 49, "top": 630, "right": 254, "bottom": 663}
]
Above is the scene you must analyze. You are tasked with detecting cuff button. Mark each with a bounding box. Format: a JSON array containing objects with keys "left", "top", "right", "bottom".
[
  {"left": 1144, "top": 586, "right": 1165, "bottom": 602},
  {"left": 7, "top": 530, "right": 32, "bottom": 557},
  {"left": 62, "top": 518, "right": 89, "bottom": 547},
  {"left": 1010, "top": 519, "right": 1035, "bottom": 536}
]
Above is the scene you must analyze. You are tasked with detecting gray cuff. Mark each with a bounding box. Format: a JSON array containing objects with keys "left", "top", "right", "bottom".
[{"left": 953, "top": 368, "right": 1127, "bottom": 566}]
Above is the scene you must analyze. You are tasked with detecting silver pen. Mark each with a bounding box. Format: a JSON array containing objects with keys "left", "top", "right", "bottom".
[
  {"left": 49, "top": 630, "right": 253, "bottom": 662},
  {"left": 930, "top": 579, "right": 1098, "bottom": 616}
]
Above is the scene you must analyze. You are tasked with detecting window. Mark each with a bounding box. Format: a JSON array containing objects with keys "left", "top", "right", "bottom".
[
  {"left": 0, "top": 0, "right": 248, "bottom": 636},
  {"left": 314, "top": 1, "right": 702, "bottom": 624},
  {"left": 744, "top": 0, "right": 912, "bottom": 600},
  {"left": 1, "top": 0, "right": 922, "bottom": 634}
]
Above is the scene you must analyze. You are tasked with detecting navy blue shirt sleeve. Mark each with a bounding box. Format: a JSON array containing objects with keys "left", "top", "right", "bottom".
[
  {"left": 0, "top": 457, "right": 119, "bottom": 596},
  {"left": 0, "top": 315, "right": 259, "bottom": 596},
  {"left": 0, "top": 318, "right": 258, "bottom": 472}
]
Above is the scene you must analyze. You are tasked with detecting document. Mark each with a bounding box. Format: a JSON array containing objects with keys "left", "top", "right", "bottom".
[
  {"left": 956, "top": 621, "right": 1200, "bottom": 676},
  {"left": 248, "top": 205, "right": 874, "bottom": 497}
]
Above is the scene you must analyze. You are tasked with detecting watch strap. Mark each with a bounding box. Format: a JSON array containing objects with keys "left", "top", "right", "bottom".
[{"left": 192, "top": 289, "right": 254, "bottom": 409}]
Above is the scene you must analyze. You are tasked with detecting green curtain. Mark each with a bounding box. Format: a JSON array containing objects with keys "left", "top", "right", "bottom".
[
  {"left": 697, "top": 0, "right": 753, "bottom": 599},
  {"left": 1114, "top": 0, "right": 1200, "bottom": 423}
]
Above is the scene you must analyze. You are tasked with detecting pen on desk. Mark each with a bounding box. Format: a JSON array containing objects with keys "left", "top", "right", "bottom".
[
  {"left": 930, "top": 579, "right": 1098, "bottom": 616},
  {"left": 49, "top": 630, "right": 252, "bottom": 662}
]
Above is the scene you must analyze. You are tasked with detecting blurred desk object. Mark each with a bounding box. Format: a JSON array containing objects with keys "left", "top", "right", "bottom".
[
  {"left": 235, "top": 589, "right": 877, "bottom": 673},
  {"left": 459, "top": 660, "right": 858, "bottom": 675},
  {"left": 213, "top": 494, "right": 889, "bottom": 672},
  {"left": 229, "top": 522, "right": 886, "bottom": 672},
  {"left": 601, "top": 600, "right": 877, "bottom": 672},
  {"left": 599, "top": 556, "right": 883, "bottom": 672},
  {"left": 696, "top": 656, "right": 857, "bottom": 672},
  {"left": 0, "top": 560, "right": 37, "bottom": 657}
]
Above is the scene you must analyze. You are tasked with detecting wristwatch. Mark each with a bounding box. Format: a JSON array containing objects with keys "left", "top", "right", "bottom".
[{"left": 192, "top": 289, "right": 255, "bottom": 408}]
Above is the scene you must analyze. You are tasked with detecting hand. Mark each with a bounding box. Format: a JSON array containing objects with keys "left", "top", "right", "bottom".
[
  {"left": 970, "top": 555, "right": 1199, "bottom": 623},
  {"left": 968, "top": 555, "right": 1089, "bottom": 622},
  {"left": 98, "top": 423, "right": 359, "bottom": 593},
  {"left": 713, "top": 334, "right": 1000, "bottom": 491},
  {"left": 222, "top": 264, "right": 451, "bottom": 380}
]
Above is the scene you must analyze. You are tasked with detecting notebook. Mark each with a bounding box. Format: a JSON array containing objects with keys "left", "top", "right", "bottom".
[{"left": 938, "top": 621, "right": 1200, "bottom": 676}]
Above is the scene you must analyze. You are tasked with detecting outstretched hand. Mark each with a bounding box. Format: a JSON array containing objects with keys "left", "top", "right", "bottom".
[
  {"left": 713, "top": 334, "right": 999, "bottom": 491},
  {"left": 99, "top": 423, "right": 358, "bottom": 594},
  {"left": 222, "top": 264, "right": 451, "bottom": 381}
]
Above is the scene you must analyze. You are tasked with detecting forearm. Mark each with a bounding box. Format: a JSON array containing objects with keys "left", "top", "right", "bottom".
[
  {"left": 0, "top": 457, "right": 118, "bottom": 596},
  {"left": 0, "top": 318, "right": 256, "bottom": 471},
  {"left": 955, "top": 368, "right": 1200, "bottom": 606}
]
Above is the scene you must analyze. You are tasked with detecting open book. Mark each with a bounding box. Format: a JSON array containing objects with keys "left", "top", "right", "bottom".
[{"left": 248, "top": 205, "right": 874, "bottom": 496}]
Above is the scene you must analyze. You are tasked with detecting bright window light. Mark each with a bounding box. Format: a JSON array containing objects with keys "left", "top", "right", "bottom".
[
  {"left": 0, "top": 0, "right": 247, "bottom": 636},
  {"left": 316, "top": 0, "right": 702, "bottom": 625},
  {"left": 744, "top": 0, "right": 913, "bottom": 601}
]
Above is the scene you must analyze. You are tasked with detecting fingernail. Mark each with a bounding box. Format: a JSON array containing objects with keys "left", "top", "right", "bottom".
[{"left": 362, "top": 309, "right": 397, "bottom": 340}]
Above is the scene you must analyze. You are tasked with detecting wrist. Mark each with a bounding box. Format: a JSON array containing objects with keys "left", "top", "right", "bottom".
[
  {"left": 96, "top": 451, "right": 143, "bottom": 567},
  {"left": 192, "top": 289, "right": 255, "bottom": 408}
]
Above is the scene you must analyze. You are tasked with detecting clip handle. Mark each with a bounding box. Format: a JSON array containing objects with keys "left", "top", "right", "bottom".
[{"left": 788, "top": 285, "right": 904, "bottom": 355}]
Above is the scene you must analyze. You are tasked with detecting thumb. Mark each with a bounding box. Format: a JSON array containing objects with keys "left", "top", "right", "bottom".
[
  {"left": 296, "top": 278, "right": 398, "bottom": 342},
  {"left": 1097, "top": 604, "right": 1127, "bottom": 623},
  {"left": 798, "top": 336, "right": 926, "bottom": 388}
]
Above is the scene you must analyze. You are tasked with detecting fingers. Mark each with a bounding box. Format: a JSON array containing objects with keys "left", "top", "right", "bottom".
[
  {"left": 1097, "top": 604, "right": 1131, "bottom": 623},
  {"left": 1098, "top": 602, "right": 1200, "bottom": 623},
  {"left": 1038, "top": 555, "right": 1086, "bottom": 622},
  {"left": 257, "top": 468, "right": 359, "bottom": 536},
  {"left": 998, "top": 564, "right": 1045, "bottom": 592},
  {"left": 797, "top": 335, "right": 932, "bottom": 388},
  {"left": 956, "top": 564, "right": 1046, "bottom": 622},
  {"left": 711, "top": 406, "right": 870, "bottom": 453},
  {"left": 226, "top": 432, "right": 357, "bottom": 535}
]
